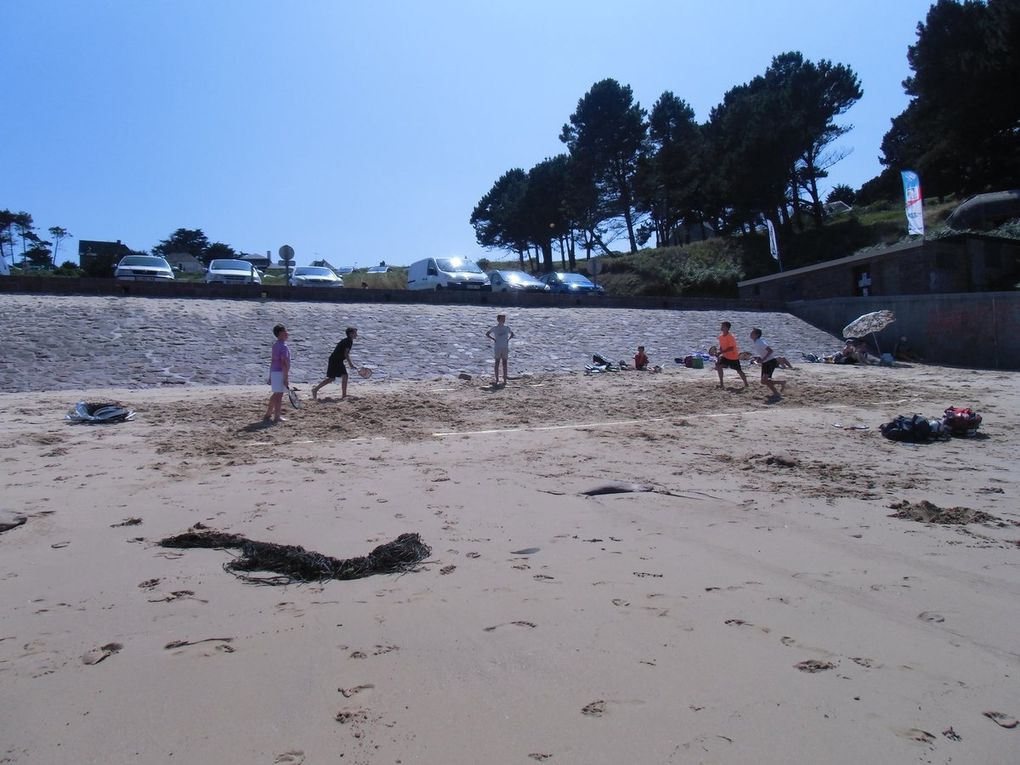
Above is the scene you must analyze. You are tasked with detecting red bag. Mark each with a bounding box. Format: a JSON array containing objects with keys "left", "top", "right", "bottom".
[{"left": 943, "top": 407, "right": 982, "bottom": 437}]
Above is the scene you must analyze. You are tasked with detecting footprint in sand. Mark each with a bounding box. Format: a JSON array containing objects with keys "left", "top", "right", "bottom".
[
  {"left": 918, "top": 611, "right": 945, "bottom": 623},
  {"left": 439, "top": 564, "right": 456, "bottom": 575},
  {"left": 794, "top": 659, "right": 836, "bottom": 673},
  {"left": 851, "top": 657, "right": 878, "bottom": 668},
  {"left": 582, "top": 700, "right": 606, "bottom": 717},
  {"left": 611, "top": 598, "right": 630, "bottom": 607},
  {"left": 895, "top": 728, "right": 936, "bottom": 744},
  {"left": 164, "top": 637, "right": 235, "bottom": 655},
  {"left": 528, "top": 754, "right": 553, "bottom": 761},
  {"left": 339, "top": 684, "right": 375, "bottom": 698},
  {"left": 483, "top": 621, "right": 536, "bottom": 632},
  {"left": 983, "top": 711, "right": 1019, "bottom": 729},
  {"left": 273, "top": 751, "right": 305, "bottom": 764},
  {"left": 82, "top": 642, "right": 123, "bottom": 665}
]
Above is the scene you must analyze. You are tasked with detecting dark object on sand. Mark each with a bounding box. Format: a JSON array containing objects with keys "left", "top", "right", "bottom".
[
  {"left": 0, "top": 510, "right": 27, "bottom": 533},
  {"left": 65, "top": 401, "right": 134, "bottom": 424},
  {"left": 159, "top": 525, "right": 431, "bottom": 585},
  {"left": 581, "top": 482, "right": 656, "bottom": 496}
]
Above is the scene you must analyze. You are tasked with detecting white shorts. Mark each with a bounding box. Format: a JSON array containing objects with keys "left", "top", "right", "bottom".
[
  {"left": 270, "top": 370, "right": 287, "bottom": 393},
  {"left": 494, "top": 347, "right": 509, "bottom": 361}
]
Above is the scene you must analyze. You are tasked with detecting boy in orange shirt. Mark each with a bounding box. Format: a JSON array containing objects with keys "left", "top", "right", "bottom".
[{"left": 715, "top": 321, "right": 748, "bottom": 389}]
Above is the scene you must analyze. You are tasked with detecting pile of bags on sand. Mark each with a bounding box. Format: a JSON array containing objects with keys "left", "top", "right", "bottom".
[
  {"left": 65, "top": 402, "right": 134, "bottom": 424},
  {"left": 880, "top": 406, "right": 982, "bottom": 443}
]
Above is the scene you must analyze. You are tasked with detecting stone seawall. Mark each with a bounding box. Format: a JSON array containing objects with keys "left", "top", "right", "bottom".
[{"left": 0, "top": 293, "right": 840, "bottom": 392}]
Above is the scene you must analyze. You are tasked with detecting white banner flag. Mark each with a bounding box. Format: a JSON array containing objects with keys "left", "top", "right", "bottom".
[
  {"left": 0, "top": 254, "right": 9, "bottom": 276},
  {"left": 901, "top": 170, "right": 924, "bottom": 236},
  {"left": 765, "top": 218, "right": 780, "bottom": 265}
]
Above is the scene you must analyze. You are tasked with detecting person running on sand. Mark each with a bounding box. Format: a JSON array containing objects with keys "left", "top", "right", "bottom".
[
  {"left": 311, "top": 327, "right": 359, "bottom": 400},
  {"left": 264, "top": 324, "right": 290, "bottom": 423},
  {"left": 715, "top": 321, "right": 748, "bottom": 389},
  {"left": 486, "top": 314, "right": 514, "bottom": 385},
  {"left": 749, "top": 327, "right": 786, "bottom": 398}
]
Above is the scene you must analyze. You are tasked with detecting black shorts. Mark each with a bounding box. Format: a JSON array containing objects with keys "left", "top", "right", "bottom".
[
  {"left": 761, "top": 358, "right": 779, "bottom": 378},
  {"left": 718, "top": 357, "right": 742, "bottom": 371},
  {"left": 326, "top": 355, "right": 348, "bottom": 379}
]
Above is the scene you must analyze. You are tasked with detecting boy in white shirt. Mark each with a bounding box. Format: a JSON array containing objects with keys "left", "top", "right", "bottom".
[
  {"left": 750, "top": 327, "right": 786, "bottom": 399},
  {"left": 485, "top": 314, "right": 515, "bottom": 385}
]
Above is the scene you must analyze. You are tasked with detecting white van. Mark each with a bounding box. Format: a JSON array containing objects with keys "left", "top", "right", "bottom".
[{"left": 406, "top": 257, "right": 491, "bottom": 291}]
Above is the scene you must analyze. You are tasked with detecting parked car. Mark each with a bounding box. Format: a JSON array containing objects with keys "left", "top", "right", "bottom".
[
  {"left": 487, "top": 270, "right": 550, "bottom": 292},
  {"left": 333, "top": 266, "right": 354, "bottom": 275},
  {"left": 366, "top": 265, "right": 391, "bottom": 273},
  {"left": 114, "top": 255, "right": 175, "bottom": 281},
  {"left": 406, "top": 257, "right": 490, "bottom": 291},
  {"left": 205, "top": 258, "right": 262, "bottom": 285},
  {"left": 289, "top": 266, "right": 344, "bottom": 287},
  {"left": 537, "top": 272, "right": 604, "bottom": 294}
]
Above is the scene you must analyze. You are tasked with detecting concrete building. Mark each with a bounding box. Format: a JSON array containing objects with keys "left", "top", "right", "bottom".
[
  {"left": 78, "top": 239, "right": 133, "bottom": 270},
  {"left": 738, "top": 234, "right": 1020, "bottom": 303}
]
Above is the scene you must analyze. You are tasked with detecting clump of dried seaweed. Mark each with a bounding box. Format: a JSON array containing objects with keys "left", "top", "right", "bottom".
[{"left": 160, "top": 524, "right": 431, "bottom": 585}]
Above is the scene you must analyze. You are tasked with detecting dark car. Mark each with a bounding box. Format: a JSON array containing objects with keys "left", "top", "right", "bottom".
[{"left": 537, "top": 272, "right": 604, "bottom": 294}]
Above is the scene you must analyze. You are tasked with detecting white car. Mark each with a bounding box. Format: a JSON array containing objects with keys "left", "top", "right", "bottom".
[
  {"left": 289, "top": 266, "right": 344, "bottom": 287},
  {"left": 114, "top": 255, "right": 175, "bottom": 281},
  {"left": 205, "top": 259, "right": 262, "bottom": 285}
]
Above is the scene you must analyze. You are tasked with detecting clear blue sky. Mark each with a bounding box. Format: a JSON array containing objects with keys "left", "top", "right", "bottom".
[{"left": 3, "top": 0, "right": 935, "bottom": 267}]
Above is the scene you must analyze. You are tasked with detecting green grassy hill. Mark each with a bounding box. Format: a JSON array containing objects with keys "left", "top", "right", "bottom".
[{"left": 483, "top": 198, "right": 963, "bottom": 298}]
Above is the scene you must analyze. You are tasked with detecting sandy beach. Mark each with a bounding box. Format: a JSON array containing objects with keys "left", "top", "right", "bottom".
[{"left": 2, "top": 295, "right": 1019, "bottom": 764}]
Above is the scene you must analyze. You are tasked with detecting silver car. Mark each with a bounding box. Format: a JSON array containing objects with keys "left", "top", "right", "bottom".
[
  {"left": 114, "top": 255, "right": 175, "bottom": 281},
  {"left": 289, "top": 266, "right": 344, "bottom": 287},
  {"left": 487, "top": 270, "right": 551, "bottom": 292},
  {"left": 206, "top": 259, "right": 263, "bottom": 285}
]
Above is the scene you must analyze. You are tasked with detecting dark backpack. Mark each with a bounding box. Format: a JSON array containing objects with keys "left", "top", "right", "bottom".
[
  {"left": 943, "top": 407, "right": 982, "bottom": 437},
  {"left": 880, "top": 414, "right": 933, "bottom": 443}
]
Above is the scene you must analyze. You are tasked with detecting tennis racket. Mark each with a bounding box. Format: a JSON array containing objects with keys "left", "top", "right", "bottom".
[
  {"left": 357, "top": 367, "right": 373, "bottom": 379},
  {"left": 288, "top": 388, "right": 302, "bottom": 409}
]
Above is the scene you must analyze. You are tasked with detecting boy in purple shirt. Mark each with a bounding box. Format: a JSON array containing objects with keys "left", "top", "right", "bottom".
[{"left": 264, "top": 324, "right": 291, "bottom": 423}]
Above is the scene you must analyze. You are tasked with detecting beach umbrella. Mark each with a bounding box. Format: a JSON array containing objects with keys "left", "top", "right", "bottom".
[{"left": 842, "top": 310, "right": 895, "bottom": 354}]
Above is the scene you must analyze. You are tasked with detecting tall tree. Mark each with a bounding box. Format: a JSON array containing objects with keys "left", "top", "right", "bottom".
[
  {"left": 881, "top": 0, "right": 1020, "bottom": 195},
  {"left": 774, "top": 54, "right": 861, "bottom": 224},
  {"left": 520, "top": 155, "right": 572, "bottom": 272},
  {"left": 635, "top": 91, "right": 706, "bottom": 247},
  {"left": 152, "top": 228, "right": 211, "bottom": 263},
  {"left": 13, "top": 212, "right": 36, "bottom": 267},
  {"left": 205, "top": 242, "right": 237, "bottom": 261},
  {"left": 0, "top": 209, "right": 15, "bottom": 267},
  {"left": 706, "top": 78, "right": 792, "bottom": 233},
  {"left": 48, "top": 226, "right": 71, "bottom": 265},
  {"left": 470, "top": 169, "right": 530, "bottom": 265},
  {"left": 560, "top": 79, "right": 648, "bottom": 253}
]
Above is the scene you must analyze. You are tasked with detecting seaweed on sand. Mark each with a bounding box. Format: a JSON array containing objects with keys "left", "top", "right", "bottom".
[{"left": 160, "top": 524, "right": 431, "bottom": 585}]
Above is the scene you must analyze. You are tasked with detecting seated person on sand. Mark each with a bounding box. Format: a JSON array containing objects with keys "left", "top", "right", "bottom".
[
  {"left": 634, "top": 345, "right": 649, "bottom": 370},
  {"left": 826, "top": 338, "right": 875, "bottom": 365},
  {"left": 894, "top": 336, "right": 921, "bottom": 362}
]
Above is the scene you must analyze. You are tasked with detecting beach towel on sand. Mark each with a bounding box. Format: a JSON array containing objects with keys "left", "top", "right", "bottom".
[{"left": 65, "top": 402, "right": 134, "bottom": 424}]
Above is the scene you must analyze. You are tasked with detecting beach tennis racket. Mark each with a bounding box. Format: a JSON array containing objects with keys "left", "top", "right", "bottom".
[
  {"left": 357, "top": 367, "right": 373, "bottom": 379},
  {"left": 288, "top": 388, "right": 302, "bottom": 409}
]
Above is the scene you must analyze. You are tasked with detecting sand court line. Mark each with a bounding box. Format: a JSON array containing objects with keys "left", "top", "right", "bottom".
[{"left": 432, "top": 409, "right": 771, "bottom": 437}]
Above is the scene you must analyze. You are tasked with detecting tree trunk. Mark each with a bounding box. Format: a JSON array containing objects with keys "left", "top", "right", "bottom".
[{"left": 540, "top": 240, "right": 554, "bottom": 272}]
